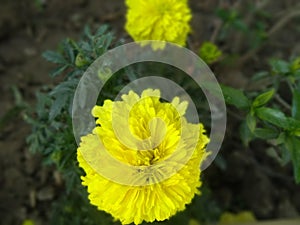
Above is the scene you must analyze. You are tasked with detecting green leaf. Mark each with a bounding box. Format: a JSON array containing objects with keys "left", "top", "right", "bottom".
[
  {"left": 255, "top": 106, "right": 300, "bottom": 132},
  {"left": 240, "top": 121, "right": 253, "bottom": 146},
  {"left": 246, "top": 113, "right": 256, "bottom": 132},
  {"left": 269, "top": 59, "right": 290, "bottom": 75},
  {"left": 286, "top": 117, "right": 300, "bottom": 133},
  {"left": 232, "top": 19, "right": 248, "bottom": 32},
  {"left": 95, "top": 24, "right": 109, "bottom": 36},
  {"left": 279, "top": 145, "right": 291, "bottom": 166},
  {"left": 50, "top": 79, "right": 78, "bottom": 96},
  {"left": 215, "top": 8, "right": 232, "bottom": 21},
  {"left": 49, "top": 94, "right": 69, "bottom": 120},
  {"left": 49, "top": 65, "right": 68, "bottom": 77},
  {"left": 252, "top": 71, "right": 269, "bottom": 81},
  {"left": 291, "top": 57, "right": 300, "bottom": 73},
  {"left": 42, "top": 50, "right": 66, "bottom": 64},
  {"left": 35, "top": 92, "right": 52, "bottom": 118},
  {"left": 62, "top": 39, "right": 76, "bottom": 64},
  {"left": 253, "top": 128, "right": 279, "bottom": 139},
  {"left": 255, "top": 107, "right": 289, "bottom": 129},
  {"left": 83, "top": 25, "right": 92, "bottom": 39},
  {"left": 221, "top": 85, "right": 250, "bottom": 109},
  {"left": 284, "top": 135, "right": 300, "bottom": 183},
  {"left": 292, "top": 89, "right": 300, "bottom": 120},
  {"left": 252, "top": 89, "right": 275, "bottom": 108}
]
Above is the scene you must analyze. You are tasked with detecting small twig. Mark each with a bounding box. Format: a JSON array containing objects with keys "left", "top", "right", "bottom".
[
  {"left": 274, "top": 94, "right": 292, "bottom": 111},
  {"left": 210, "top": 20, "right": 222, "bottom": 43},
  {"left": 227, "top": 108, "right": 245, "bottom": 120},
  {"left": 232, "top": 0, "right": 270, "bottom": 52},
  {"left": 267, "top": 8, "right": 300, "bottom": 36},
  {"left": 247, "top": 146, "right": 295, "bottom": 185},
  {"left": 237, "top": 6, "right": 300, "bottom": 66},
  {"left": 209, "top": 0, "right": 224, "bottom": 43}
]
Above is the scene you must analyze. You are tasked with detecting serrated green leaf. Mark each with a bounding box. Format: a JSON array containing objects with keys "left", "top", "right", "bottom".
[
  {"left": 292, "top": 90, "right": 300, "bottom": 120},
  {"left": 284, "top": 135, "right": 300, "bottom": 183},
  {"left": 252, "top": 89, "right": 275, "bottom": 108},
  {"left": 254, "top": 128, "right": 279, "bottom": 139},
  {"left": 42, "top": 50, "right": 66, "bottom": 64},
  {"left": 50, "top": 65, "right": 68, "bottom": 77},
  {"left": 221, "top": 85, "right": 250, "bottom": 109},
  {"left": 35, "top": 92, "right": 52, "bottom": 118},
  {"left": 270, "top": 59, "right": 290, "bottom": 75},
  {"left": 80, "top": 41, "right": 92, "bottom": 52},
  {"left": 49, "top": 94, "right": 69, "bottom": 120},
  {"left": 50, "top": 79, "right": 78, "bottom": 96},
  {"left": 95, "top": 24, "right": 109, "bottom": 36},
  {"left": 83, "top": 25, "right": 92, "bottom": 39},
  {"left": 62, "top": 39, "right": 75, "bottom": 64},
  {"left": 255, "top": 107, "right": 289, "bottom": 129}
]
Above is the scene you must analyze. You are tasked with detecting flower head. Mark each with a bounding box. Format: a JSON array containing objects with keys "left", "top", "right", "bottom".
[
  {"left": 77, "top": 89, "right": 209, "bottom": 224},
  {"left": 125, "top": 0, "right": 192, "bottom": 49}
]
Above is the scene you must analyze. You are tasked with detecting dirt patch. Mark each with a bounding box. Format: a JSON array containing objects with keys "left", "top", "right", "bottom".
[{"left": 0, "top": 0, "right": 299, "bottom": 225}]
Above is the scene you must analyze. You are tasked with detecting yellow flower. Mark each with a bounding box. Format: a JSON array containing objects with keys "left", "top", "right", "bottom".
[
  {"left": 199, "top": 42, "right": 222, "bottom": 64},
  {"left": 77, "top": 89, "right": 209, "bottom": 225},
  {"left": 125, "top": 0, "right": 192, "bottom": 49},
  {"left": 189, "top": 218, "right": 202, "bottom": 225}
]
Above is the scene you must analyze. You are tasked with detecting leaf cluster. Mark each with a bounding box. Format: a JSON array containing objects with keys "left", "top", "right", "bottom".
[
  {"left": 222, "top": 58, "right": 300, "bottom": 183},
  {"left": 25, "top": 25, "right": 119, "bottom": 225}
]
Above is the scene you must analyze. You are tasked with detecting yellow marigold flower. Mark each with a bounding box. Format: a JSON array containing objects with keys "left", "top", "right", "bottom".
[
  {"left": 77, "top": 89, "right": 209, "bottom": 225},
  {"left": 125, "top": 0, "right": 192, "bottom": 49}
]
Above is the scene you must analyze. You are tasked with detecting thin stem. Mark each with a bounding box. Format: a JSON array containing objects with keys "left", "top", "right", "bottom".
[
  {"left": 274, "top": 94, "right": 291, "bottom": 111},
  {"left": 227, "top": 108, "right": 245, "bottom": 121},
  {"left": 268, "top": 8, "right": 300, "bottom": 37},
  {"left": 232, "top": 0, "right": 270, "bottom": 52},
  {"left": 237, "top": 6, "right": 300, "bottom": 66},
  {"left": 210, "top": 20, "right": 222, "bottom": 43}
]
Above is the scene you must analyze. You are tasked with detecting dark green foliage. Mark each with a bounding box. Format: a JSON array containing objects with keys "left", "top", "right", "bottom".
[
  {"left": 25, "top": 26, "right": 122, "bottom": 225},
  {"left": 25, "top": 25, "right": 220, "bottom": 225},
  {"left": 221, "top": 85, "right": 250, "bottom": 109},
  {"left": 222, "top": 58, "right": 300, "bottom": 183}
]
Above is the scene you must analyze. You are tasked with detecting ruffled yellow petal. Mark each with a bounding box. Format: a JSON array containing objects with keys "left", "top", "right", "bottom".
[
  {"left": 125, "top": 0, "right": 192, "bottom": 48},
  {"left": 77, "top": 89, "right": 209, "bottom": 224}
]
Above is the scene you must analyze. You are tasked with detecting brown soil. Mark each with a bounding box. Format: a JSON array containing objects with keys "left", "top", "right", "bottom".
[{"left": 0, "top": 0, "right": 299, "bottom": 225}]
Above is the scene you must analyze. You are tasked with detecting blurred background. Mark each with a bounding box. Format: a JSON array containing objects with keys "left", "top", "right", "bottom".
[{"left": 0, "top": 0, "right": 300, "bottom": 225}]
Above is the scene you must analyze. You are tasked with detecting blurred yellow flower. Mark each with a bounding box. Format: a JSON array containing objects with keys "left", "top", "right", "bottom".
[
  {"left": 125, "top": 0, "right": 192, "bottom": 49},
  {"left": 189, "top": 218, "right": 202, "bottom": 225},
  {"left": 77, "top": 89, "right": 209, "bottom": 224},
  {"left": 199, "top": 42, "right": 222, "bottom": 64},
  {"left": 219, "top": 211, "right": 256, "bottom": 224},
  {"left": 22, "top": 219, "right": 35, "bottom": 225}
]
